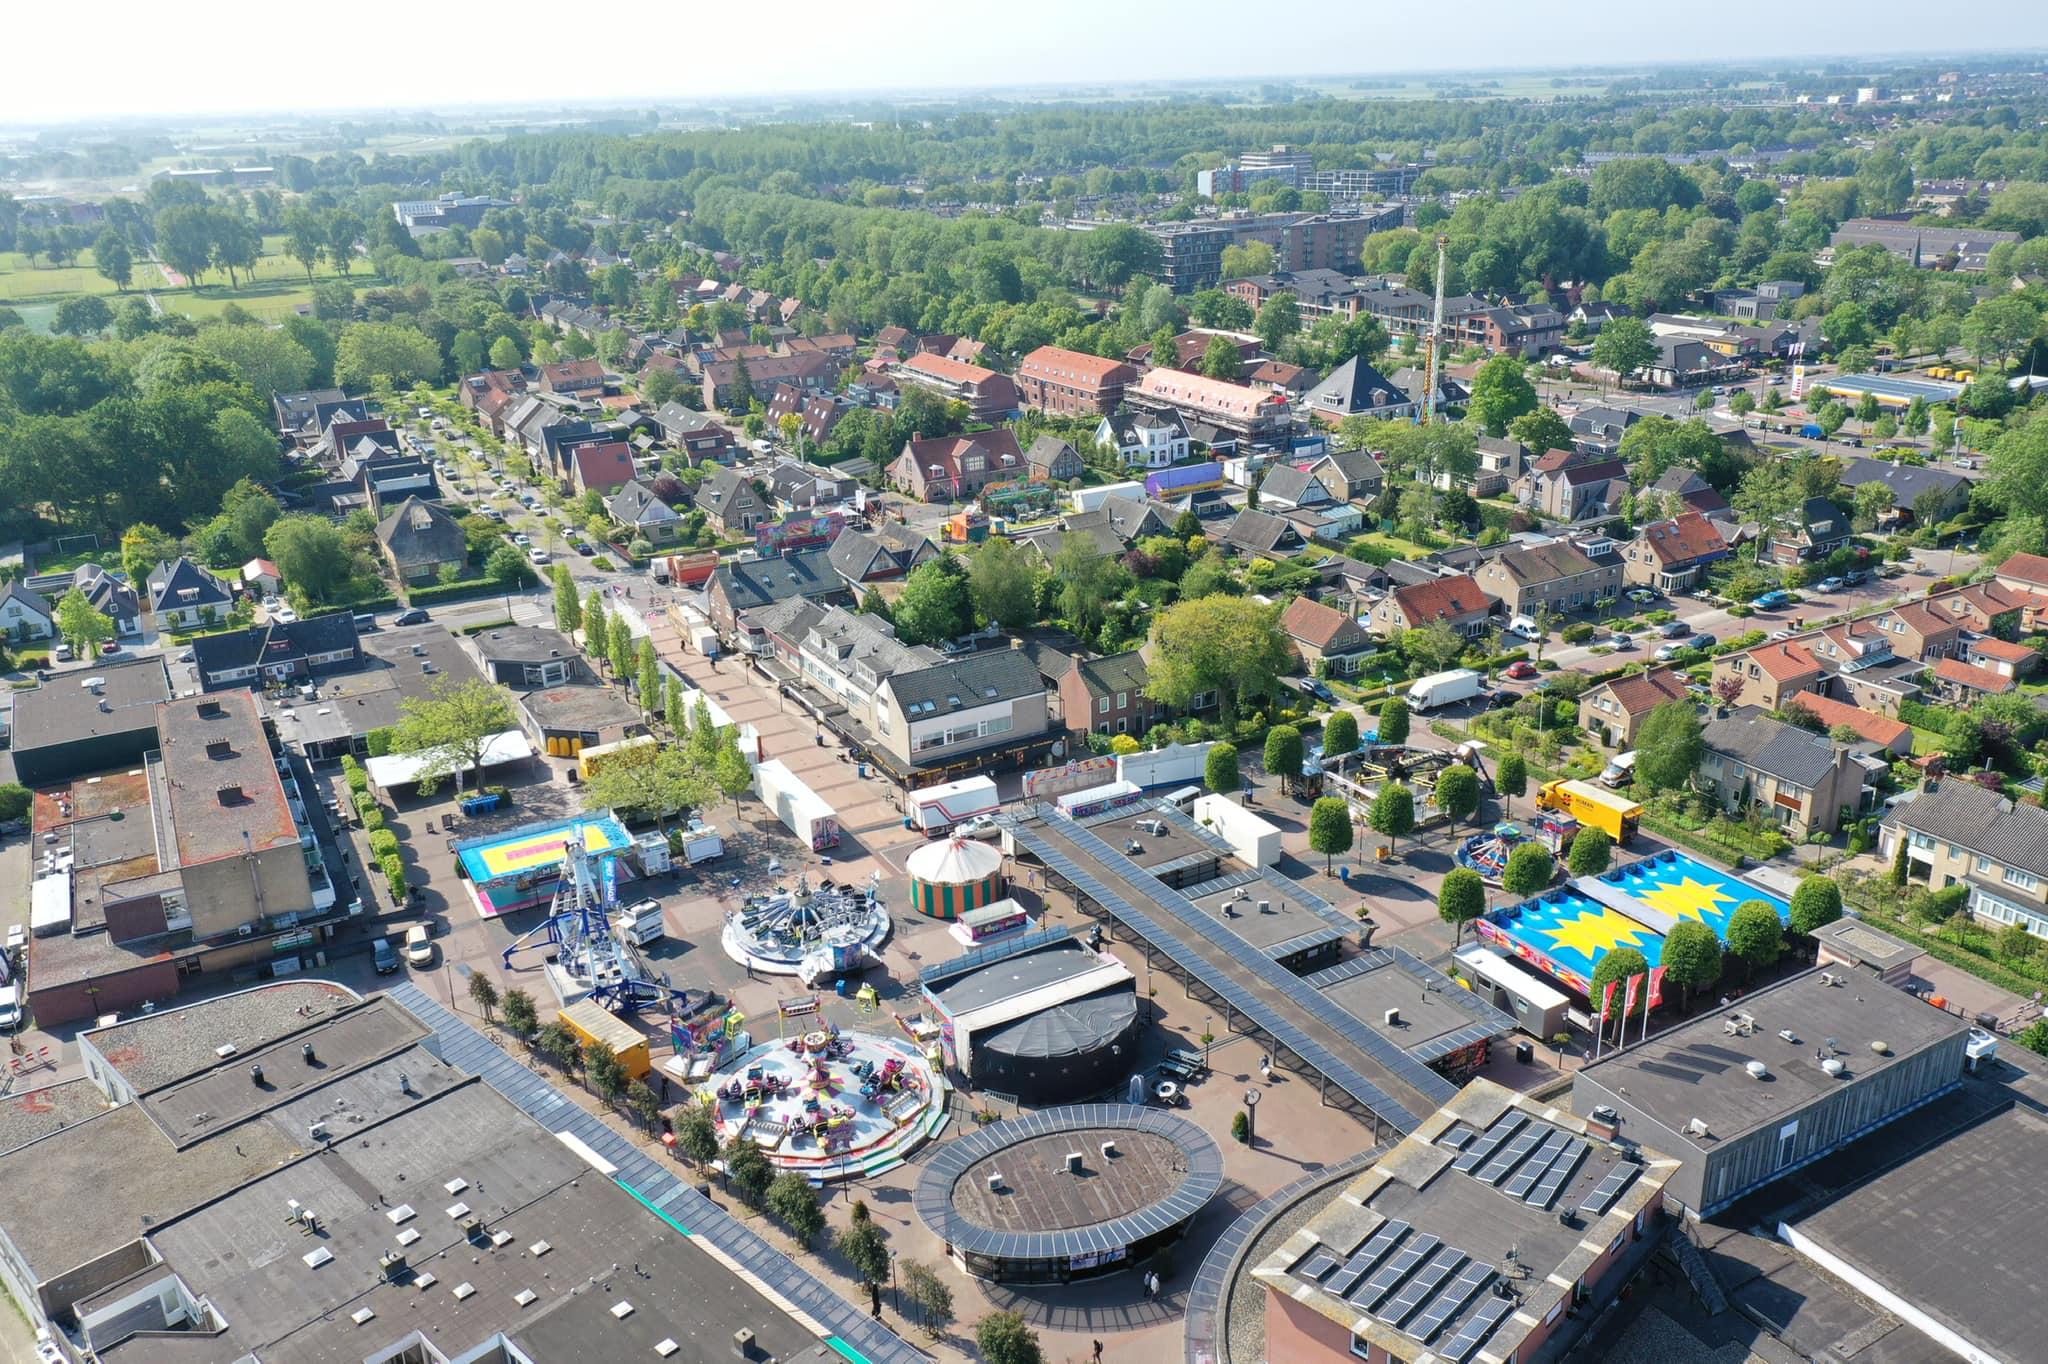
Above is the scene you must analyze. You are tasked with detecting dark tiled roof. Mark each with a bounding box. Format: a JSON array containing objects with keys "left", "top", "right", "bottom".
[
  {"left": 1889, "top": 779, "right": 2048, "bottom": 877},
  {"left": 1074, "top": 650, "right": 1149, "bottom": 698},
  {"left": 885, "top": 649, "right": 1045, "bottom": 712},
  {"left": 712, "top": 549, "right": 845, "bottom": 611},
  {"left": 1703, "top": 707, "right": 1848, "bottom": 786}
]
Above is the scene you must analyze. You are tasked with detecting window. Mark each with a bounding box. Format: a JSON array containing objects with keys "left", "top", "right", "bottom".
[
  {"left": 1777, "top": 1120, "right": 1799, "bottom": 1170},
  {"left": 1977, "top": 855, "right": 1996, "bottom": 875},
  {"left": 1099, "top": 698, "right": 1110, "bottom": 714},
  {"left": 1349, "top": 1333, "right": 1372, "bottom": 1361},
  {"left": 1116, "top": 692, "right": 1127, "bottom": 708},
  {"left": 2006, "top": 867, "right": 2040, "bottom": 893}
]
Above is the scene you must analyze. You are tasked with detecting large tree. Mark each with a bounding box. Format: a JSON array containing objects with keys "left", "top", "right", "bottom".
[
  {"left": 387, "top": 677, "right": 516, "bottom": 794},
  {"left": 262, "top": 514, "right": 356, "bottom": 603},
  {"left": 1309, "top": 796, "right": 1353, "bottom": 873},
  {"left": 1204, "top": 742, "right": 1239, "bottom": 795},
  {"left": 54, "top": 588, "right": 113, "bottom": 658},
  {"left": 1377, "top": 696, "right": 1410, "bottom": 744},
  {"left": 893, "top": 555, "right": 974, "bottom": 646},
  {"left": 1199, "top": 333, "right": 1243, "bottom": 382},
  {"left": 1466, "top": 355, "right": 1538, "bottom": 436},
  {"left": 335, "top": 322, "right": 443, "bottom": 389},
  {"left": 1501, "top": 843, "right": 1555, "bottom": 899},
  {"left": 1369, "top": 782, "right": 1415, "bottom": 854},
  {"left": 1789, "top": 876, "right": 1845, "bottom": 935},
  {"left": 1590, "top": 945, "right": 1652, "bottom": 1030},
  {"left": 1051, "top": 535, "right": 1125, "bottom": 647},
  {"left": 1264, "top": 725, "right": 1305, "bottom": 787},
  {"left": 1726, "top": 900, "right": 1784, "bottom": 979},
  {"left": 1435, "top": 764, "right": 1480, "bottom": 832},
  {"left": 92, "top": 230, "right": 133, "bottom": 291},
  {"left": 1660, "top": 919, "right": 1723, "bottom": 1006},
  {"left": 1634, "top": 699, "right": 1705, "bottom": 793},
  {"left": 1567, "top": 826, "right": 1613, "bottom": 877},
  {"left": 968, "top": 536, "right": 1039, "bottom": 632},
  {"left": 1591, "top": 316, "right": 1656, "bottom": 385},
  {"left": 1439, "top": 866, "right": 1487, "bottom": 947},
  {"left": 1146, "top": 594, "right": 1291, "bottom": 722}
]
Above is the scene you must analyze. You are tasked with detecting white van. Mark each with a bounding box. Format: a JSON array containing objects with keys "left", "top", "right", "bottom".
[
  {"left": 1508, "top": 615, "right": 1542, "bottom": 640},
  {"left": 1163, "top": 785, "right": 1203, "bottom": 814},
  {"left": 0, "top": 981, "right": 24, "bottom": 1031},
  {"left": 1600, "top": 752, "right": 1638, "bottom": 789}
]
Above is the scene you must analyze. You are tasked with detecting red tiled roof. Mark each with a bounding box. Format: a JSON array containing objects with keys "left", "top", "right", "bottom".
[
  {"left": 1635, "top": 513, "right": 1727, "bottom": 566},
  {"left": 1968, "top": 636, "right": 2035, "bottom": 662},
  {"left": 1389, "top": 573, "right": 1491, "bottom": 624},
  {"left": 1997, "top": 551, "right": 2048, "bottom": 588},
  {"left": 1934, "top": 657, "right": 2016, "bottom": 693},
  {"left": 1788, "top": 692, "right": 1911, "bottom": 747},
  {"left": 1131, "top": 369, "right": 1288, "bottom": 420},
  {"left": 1597, "top": 667, "right": 1690, "bottom": 715},
  {"left": 1280, "top": 595, "right": 1355, "bottom": 649},
  {"left": 1017, "top": 346, "right": 1136, "bottom": 386},
  {"left": 1887, "top": 599, "right": 1957, "bottom": 638},
  {"left": 1530, "top": 448, "right": 1576, "bottom": 474},
  {"left": 570, "top": 440, "right": 636, "bottom": 490},
  {"left": 900, "top": 352, "right": 1002, "bottom": 386},
  {"left": 1747, "top": 640, "right": 1824, "bottom": 682},
  {"left": 896, "top": 429, "right": 1026, "bottom": 482}
]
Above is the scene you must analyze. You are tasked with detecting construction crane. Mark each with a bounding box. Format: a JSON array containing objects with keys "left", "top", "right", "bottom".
[{"left": 1421, "top": 233, "right": 1449, "bottom": 425}]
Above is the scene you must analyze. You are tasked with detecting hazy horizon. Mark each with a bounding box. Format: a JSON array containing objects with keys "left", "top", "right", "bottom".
[{"left": 8, "top": 0, "right": 2048, "bottom": 127}]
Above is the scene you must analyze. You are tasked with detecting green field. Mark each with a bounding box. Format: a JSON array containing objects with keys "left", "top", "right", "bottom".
[{"left": 0, "top": 233, "right": 370, "bottom": 326}]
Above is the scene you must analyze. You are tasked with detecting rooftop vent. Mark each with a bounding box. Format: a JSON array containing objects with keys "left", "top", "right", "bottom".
[
  {"left": 197, "top": 699, "right": 223, "bottom": 718},
  {"left": 1384, "top": 1007, "right": 1403, "bottom": 1028},
  {"left": 1064, "top": 1151, "right": 1084, "bottom": 1173},
  {"left": 217, "top": 783, "right": 245, "bottom": 805},
  {"left": 1822, "top": 1057, "right": 1847, "bottom": 1077},
  {"left": 303, "top": 1042, "right": 317, "bottom": 1065},
  {"left": 205, "top": 740, "right": 234, "bottom": 759},
  {"left": 249, "top": 1063, "right": 265, "bottom": 1086},
  {"left": 1100, "top": 1140, "right": 1119, "bottom": 1158},
  {"left": 1870, "top": 1040, "right": 1892, "bottom": 1056},
  {"left": 1745, "top": 1060, "right": 1770, "bottom": 1080},
  {"left": 986, "top": 1171, "right": 1005, "bottom": 1192},
  {"left": 1778, "top": 1029, "right": 1800, "bottom": 1044},
  {"left": 1686, "top": 1118, "right": 1712, "bottom": 1139}
]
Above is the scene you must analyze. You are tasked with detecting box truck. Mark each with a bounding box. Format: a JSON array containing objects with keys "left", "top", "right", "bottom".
[
  {"left": 756, "top": 759, "right": 840, "bottom": 851},
  {"left": 653, "top": 550, "right": 720, "bottom": 587},
  {"left": 1535, "top": 778, "right": 1642, "bottom": 843},
  {"left": 907, "top": 776, "right": 1000, "bottom": 834},
  {"left": 677, "top": 819, "right": 724, "bottom": 865},
  {"left": 1406, "top": 668, "right": 1485, "bottom": 713},
  {"left": 614, "top": 897, "right": 666, "bottom": 946}
]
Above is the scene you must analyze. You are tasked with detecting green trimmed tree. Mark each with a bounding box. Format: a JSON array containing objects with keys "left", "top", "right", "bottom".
[
  {"left": 975, "top": 1311, "right": 1045, "bottom": 1364},
  {"left": 1726, "top": 900, "right": 1784, "bottom": 979},
  {"left": 1660, "top": 919, "right": 1723, "bottom": 1006},
  {"left": 675, "top": 1103, "right": 720, "bottom": 1167},
  {"left": 1496, "top": 752, "right": 1526, "bottom": 815},
  {"left": 1502, "top": 843, "right": 1555, "bottom": 898},
  {"left": 1788, "top": 876, "right": 1844, "bottom": 935},
  {"left": 722, "top": 1137, "right": 774, "bottom": 1204},
  {"left": 1309, "top": 796, "right": 1354, "bottom": 873},
  {"left": 1377, "top": 696, "right": 1410, "bottom": 744},
  {"left": 1265, "top": 725, "right": 1305, "bottom": 791},
  {"left": 1439, "top": 867, "right": 1487, "bottom": 947},
  {"left": 1435, "top": 763, "right": 1480, "bottom": 831},
  {"left": 636, "top": 637, "right": 661, "bottom": 713},
  {"left": 1369, "top": 782, "right": 1416, "bottom": 854},
  {"left": 466, "top": 973, "right": 499, "bottom": 1020},
  {"left": 1634, "top": 699, "right": 1704, "bottom": 792},
  {"left": 1567, "top": 827, "right": 1613, "bottom": 878},
  {"left": 501, "top": 988, "right": 538, "bottom": 1040},
  {"left": 1323, "top": 710, "right": 1360, "bottom": 760},
  {"left": 584, "top": 1039, "right": 627, "bottom": 1105},
  {"left": 766, "top": 1171, "right": 826, "bottom": 1248},
  {"left": 1205, "top": 742, "right": 1239, "bottom": 795},
  {"left": 838, "top": 1217, "right": 892, "bottom": 1293}
]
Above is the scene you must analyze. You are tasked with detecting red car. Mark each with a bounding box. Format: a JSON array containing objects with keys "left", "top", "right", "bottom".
[{"left": 1505, "top": 660, "right": 1538, "bottom": 680}]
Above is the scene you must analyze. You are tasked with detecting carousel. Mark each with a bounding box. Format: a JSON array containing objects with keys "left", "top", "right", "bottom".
[
  {"left": 699, "top": 1022, "right": 948, "bottom": 1181},
  {"left": 720, "top": 874, "right": 892, "bottom": 983},
  {"left": 1454, "top": 815, "right": 1579, "bottom": 885}
]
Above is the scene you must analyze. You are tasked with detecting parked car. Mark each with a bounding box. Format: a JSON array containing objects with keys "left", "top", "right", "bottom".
[
  {"left": 1486, "top": 689, "right": 1518, "bottom": 710},
  {"left": 1657, "top": 619, "right": 1690, "bottom": 638},
  {"left": 1606, "top": 635, "right": 1635, "bottom": 651},
  {"left": 1816, "top": 576, "right": 1845, "bottom": 593},
  {"left": 99, "top": 641, "right": 121, "bottom": 655},
  {"left": 1878, "top": 562, "right": 1906, "bottom": 578},
  {"left": 528, "top": 548, "right": 550, "bottom": 565},
  {"left": 372, "top": 938, "right": 400, "bottom": 975},
  {"left": 1687, "top": 632, "right": 1717, "bottom": 651},
  {"left": 1505, "top": 660, "right": 1538, "bottom": 680},
  {"left": 1654, "top": 642, "right": 1689, "bottom": 662},
  {"left": 513, "top": 532, "right": 531, "bottom": 546},
  {"left": 574, "top": 542, "right": 596, "bottom": 557},
  {"left": 1843, "top": 568, "right": 1870, "bottom": 586},
  {"left": 1753, "top": 590, "right": 1792, "bottom": 609},
  {"left": 1624, "top": 587, "right": 1658, "bottom": 605},
  {"left": 403, "top": 925, "right": 436, "bottom": 967},
  {"left": 1302, "top": 678, "right": 1336, "bottom": 702},
  {"left": 394, "top": 608, "right": 430, "bottom": 626}
]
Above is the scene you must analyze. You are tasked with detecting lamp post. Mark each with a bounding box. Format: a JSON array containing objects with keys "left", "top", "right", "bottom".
[{"left": 1242, "top": 1086, "right": 1260, "bottom": 1146}]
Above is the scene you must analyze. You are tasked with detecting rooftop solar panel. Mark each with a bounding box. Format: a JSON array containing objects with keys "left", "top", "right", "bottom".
[
  {"left": 1526, "top": 1141, "right": 1588, "bottom": 1209},
  {"left": 1579, "top": 1162, "right": 1640, "bottom": 1217},
  {"left": 1351, "top": 1232, "right": 1440, "bottom": 1309},
  {"left": 1295, "top": 1249, "right": 1343, "bottom": 1282},
  {"left": 1477, "top": 1128, "right": 1544, "bottom": 1184},
  {"left": 1408, "top": 1261, "right": 1496, "bottom": 1344},
  {"left": 1442, "top": 1293, "right": 1516, "bottom": 1364},
  {"left": 1501, "top": 1129, "right": 1571, "bottom": 1198},
  {"left": 1438, "top": 1124, "right": 1477, "bottom": 1150},
  {"left": 1324, "top": 1218, "right": 1408, "bottom": 1296},
  {"left": 1377, "top": 1246, "right": 1466, "bottom": 1326},
  {"left": 1453, "top": 1113, "right": 1525, "bottom": 1172}
]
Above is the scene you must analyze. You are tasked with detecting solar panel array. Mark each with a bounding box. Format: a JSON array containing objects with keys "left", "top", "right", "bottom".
[
  {"left": 1378, "top": 1245, "right": 1465, "bottom": 1325},
  {"left": 1014, "top": 813, "right": 1454, "bottom": 1130},
  {"left": 1452, "top": 1111, "right": 1527, "bottom": 1173},
  {"left": 1454, "top": 1115, "right": 1594, "bottom": 1212},
  {"left": 1578, "top": 1161, "right": 1642, "bottom": 1217},
  {"left": 1408, "top": 1261, "right": 1497, "bottom": 1343},
  {"left": 1442, "top": 1293, "right": 1517, "bottom": 1363},
  {"left": 913, "top": 925, "right": 1072, "bottom": 991},
  {"left": 1352, "top": 1232, "right": 1441, "bottom": 1311},
  {"left": 1295, "top": 1218, "right": 1513, "bottom": 1360},
  {"left": 1323, "top": 1218, "right": 1408, "bottom": 1298}
]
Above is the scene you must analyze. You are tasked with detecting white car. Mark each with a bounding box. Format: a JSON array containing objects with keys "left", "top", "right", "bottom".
[
  {"left": 513, "top": 533, "right": 531, "bottom": 547},
  {"left": 403, "top": 925, "right": 436, "bottom": 966},
  {"left": 528, "top": 548, "right": 550, "bottom": 565},
  {"left": 272, "top": 603, "right": 298, "bottom": 624}
]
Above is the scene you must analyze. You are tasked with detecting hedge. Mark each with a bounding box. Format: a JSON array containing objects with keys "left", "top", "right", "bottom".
[
  {"left": 403, "top": 576, "right": 521, "bottom": 608},
  {"left": 380, "top": 852, "right": 407, "bottom": 901},
  {"left": 368, "top": 829, "right": 401, "bottom": 859}
]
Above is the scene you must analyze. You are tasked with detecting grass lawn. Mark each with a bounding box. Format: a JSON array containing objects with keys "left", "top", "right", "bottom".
[
  {"left": 1348, "top": 530, "right": 1438, "bottom": 559},
  {"left": 0, "top": 234, "right": 369, "bottom": 326}
]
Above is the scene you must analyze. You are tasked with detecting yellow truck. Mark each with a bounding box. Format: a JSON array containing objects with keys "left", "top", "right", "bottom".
[
  {"left": 556, "top": 999, "right": 652, "bottom": 1081},
  {"left": 1535, "top": 778, "right": 1642, "bottom": 844}
]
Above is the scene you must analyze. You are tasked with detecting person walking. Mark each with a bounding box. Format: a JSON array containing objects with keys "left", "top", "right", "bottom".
[
  {"left": 1260, "top": 1053, "right": 1272, "bottom": 1083},
  {"left": 1092, "top": 1340, "right": 1103, "bottom": 1364}
]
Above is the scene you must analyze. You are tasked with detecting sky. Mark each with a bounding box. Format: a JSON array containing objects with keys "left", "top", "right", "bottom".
[{"left": 8, "top": 0, "right": 2048, "bottom": 125}]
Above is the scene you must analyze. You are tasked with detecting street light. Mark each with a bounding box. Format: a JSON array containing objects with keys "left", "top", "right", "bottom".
[{"left": 1242, "top": 1087, "right": 1260, "bottom": 1145}]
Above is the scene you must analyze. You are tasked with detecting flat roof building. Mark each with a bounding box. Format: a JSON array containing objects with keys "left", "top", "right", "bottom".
[
  {"left": 1254, "top": 1078, "right": 1677, "bottom": 1363},
  {"left": 1571, "top": 967, "right": 1968, "bottom": 1215},
  {"left": 10, "top": 658, "right": 171, "bottom": 786}
]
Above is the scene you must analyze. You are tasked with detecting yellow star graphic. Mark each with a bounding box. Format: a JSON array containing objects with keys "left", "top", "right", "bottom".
[
  {"left": 1543, "top": 906, "right": 1652, "bottom": 961},
  {"left": 1635, "top": 876, "right": 1738, "bottom": 923}
]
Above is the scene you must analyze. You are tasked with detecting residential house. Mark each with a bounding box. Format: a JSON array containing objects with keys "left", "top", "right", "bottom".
[
  {"left": 701, "top": 353, "right": 837, "bottom": 412},
  {"left": 1568, "top": 405, "right": 1639, "bottom": 456},
  {"left": 457, "top": 369, "right": 526, "bottom": 417},
  {"left": 1297, "top": 356, "right": 1418, "bottom": 424},
  {"left": 891, "top": 353, "right": 1018, "bottom": 424},
  {"left": 1648, "top": 466, "right": 1729, "bottom": 518},
  {"left": 1387, "top": 366, "right": 1469, "bottom": 414},
  {"left": 1258, "top": 463, "right": 1337, "bottom": 511},
  {"left": 187, "top": 613, "right": 363, "bottom": 693},
  {"left": 767, "top": 606, "right": 934, "bottom": 711},
  {"left": 1015, "top": 346, "right": 1138, "bottom": 416},
  {"left": 828, "top": 525, "right": 940, "bottom": 589},
  {"left": 1836, "top": 457, "right": 1971, "bottom": 528},
  {"left": 1223, "top": 268, "right": 1367, "bottom": 321},
  {"left": 1710, "top": 638, "right": 1825, "bottom": 712},
  {"left": 273, "top": 387, "right": 347, "bottom": 441},
  {"left": 1306, "top": 449, "right": 1384, "bottom": 505},
  {"left": 567, "top": 440, "right": 637, "bottom": 497},
  {"left": 764, "top": 460, "right": 857, "bottom": 513},
  {"left": 1698, "top": 707, "right": 1870, "bottom": 837},
  {"left": 1281, "top": 596, "right": 1372, "bottom": 676},
  {"left": 1623, "top": 513, "right": 1730, "bottom": 592},
  {"left": 1095, "top": 407, "right": 1192, "bottom": 469},
  {"left": 1924, "top": 580, "right": 2044, "bottom": 637},
  {"left": 1965, "top": 635, "right": 2037, "bottom": 681},
  {"left": 1024, "top": 436, "right": 1085, "bottom": 483},
  {"left": 607, "top": 480, "right": 684, "bottom": 544},
  {"left": 1368, "top": 573, "right": 1495, "bottom": 639},
  {"left": 653, "top": 402, "right": 737, "bottom": 464},
  {"left": 705, "top": 550, "right": 853, "bottom": 639},
  {"left": 1994, "top": 552, "right": 2048, "bottom": 597},
  {"left": 1828, "top": 217, "right": 2018, "bottom": 272},
  {"left": 1245, "top": 358, "right": 1313, "bottom": 397},
  {"left": 1124, "top": 329, "right": 1264, "bottom": 372},
  {"left": 1471, "top": 437, "right": 1525, "bottom": 497},
  {"left": 1473, "top": 540, "right": 1623, "bottom": 618},
  {"left": 869, "top": 649, "right": 1052, "bottom": 780},
  {"left": 1864, "top": 598, "right": 1966, "bottom": 663},
  {"left": 1882, "top": 779, "right": 2048, "bottom": 938},
  {"left": 1579, "top": 668, "right": 1691, "bottom": 748},
  {"left": 375, "top": 497, "right": 467, "bottom": 585},
  {"left": 888, "top": 429, "right": 1026, "bottom": 503},
  {"left": 1787, "top": 692, "right": 1914, "bottom": 758},
  {"left": 1527, "top": 459, "right": 1628, "bottom": 520},
  {"left": 1931, "top": 657, "right": 2017, "bottom": 702},
  {"left": 1706, "top": 280, "right": 1806, "bottom": 320},
  {"left": 1569, "top": 300, "right": 1629, "bottom": 333},
  {"left": 1219, "top": 507, "right": 1308, "bottom": 558},
  {"left": 538, "top": 358, "right": 606, "bottom": 396},
  {"left": 1127, "top": 369, "right": 1292, "bottom": 445},
  {"left": 1480, "top": 302, "right": 1565, "bottom": 357},
  {"left": 466, "top": 626, "right": 644, "bottom": 754},
  {"left": 694, "top": 465, "right": 766, "bottom": 536},
  {"left": 146, "top": 558, "right": 236, "bottom": 631},
  {"left": 1056, "top": 650, "right": 1162, "bottom": 740},
  {"left": 0, "top": 581, "right": 54, "bottom": 642},
  {"left": 68, "top": 564, "right": 142, "bottom": 638},
  {"left": 1764, "top": 497, "right": 1852, "bottom": 565},
  {"left": 1642, "top": 336, "right": 1745, "bottom": 390}
]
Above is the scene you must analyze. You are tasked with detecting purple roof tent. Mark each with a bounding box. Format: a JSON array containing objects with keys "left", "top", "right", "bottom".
[{"left": 1144, "top": 461, "right": 1224, "bottom": 499}]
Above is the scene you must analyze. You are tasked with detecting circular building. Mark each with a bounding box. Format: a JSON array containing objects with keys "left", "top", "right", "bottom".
[
  {"left": 921, "top": 933, "right": 1140, "bottom": 1105},
  {"left": 907, "top": 836, "right": 1004, "bottom": 920},
  {"left": 916, "top": 1105, "right": 1223, "bottom": 1284}
]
